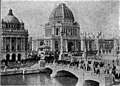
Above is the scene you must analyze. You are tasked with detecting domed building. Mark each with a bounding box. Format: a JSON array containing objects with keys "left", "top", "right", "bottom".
[
  {"left": 44, "top": 3, "right": 81, "bottom": 53},
  {"left": 1, "top": 9, "right": 29, "bottom": 61}
]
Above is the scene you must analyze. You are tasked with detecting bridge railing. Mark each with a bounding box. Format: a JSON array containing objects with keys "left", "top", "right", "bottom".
[
  {"left": 45, "top": 63, "right": 113, "bottom": 77},
  {"left": 45, "top": 63, "right": 114, "bottom": 86}
]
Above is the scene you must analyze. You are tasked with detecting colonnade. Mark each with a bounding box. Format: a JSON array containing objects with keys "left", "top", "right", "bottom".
[
  {"left": 81, "top": 39, "right": 94, "bottom": 51},
  {"left": 2, "top": 37, "right": 27, "bottom": 51}
]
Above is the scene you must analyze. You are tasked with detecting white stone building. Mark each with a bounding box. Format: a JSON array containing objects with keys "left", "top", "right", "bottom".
[{"left": 1, "top": 9, "right": 29, "bottom": 61}]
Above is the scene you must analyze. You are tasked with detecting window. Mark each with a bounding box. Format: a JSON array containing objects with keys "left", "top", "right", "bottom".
[
  {"left": 71, "top": 29, "right": 72, "bottom": 35},
  {"left": 49, "top": 40, "right": 51, "bottom": 46},
  {"left": 75, "top": 29, "right": 77, "bottom": 36},
  {"left": 73, "top": 29, "right": 74, "bottom": 35},
  {"left": 89, "top": 41, "right": 92, "bottom": 50},
  {"left": 46, "top": 41, "right": 48, "bottom": 46},
  {"left": 55, "top": 41, "right": 59, "bottom": 51},
  {"left": 56, "top": 28, "right": 59, "bottom": 35},
  {"left": 12, "top": 39, "right": 15, "bottom": 43},
  {"left": 12, "top": 46, "right": 14, "bottom": 51},
  {"left": 40, "top": 41, "right": 44, "bottom": 46},
  {"left": 66, "top": 28, "right": 67, "bottom": 36},
  {"left": 40, "top": 48, "right": 43, "bottom": 51},
  {"left": 58, "top": 21, "right": 60, "bottom": 23},
  {"left": 6, "top": 45, "right": 9, "bottom": 50},
  {"left": 17, "top": 45, "right": 20, "bottom": 50}
]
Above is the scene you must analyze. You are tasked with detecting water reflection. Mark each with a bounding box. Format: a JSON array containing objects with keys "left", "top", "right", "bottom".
[
  {"left": 56, "top": 77, "right": 78, "bottom": 86},
  {"left": 1, "top": 74, "right": 77, "bottom": 86}
]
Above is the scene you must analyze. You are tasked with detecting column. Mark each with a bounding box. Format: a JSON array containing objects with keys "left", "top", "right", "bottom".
[
  {"left": 52, "top": 27, "right": 54, "bottom": 35},
  {"left": 114, "top": 39, "right": 117, "bottom": 55},
  {"left": 10, "top": 37, "right": 11, "bottom": 51},
  {"left": 101, "top": 47, "right": 103, "bottom": 55},
  {"left": 96, "top": 38, "right": 99, "bottom": 55},
  {"left": 78, "top": 41, "right": 81, "bottom": 52},
  {"left": 65, "top": 40, "right": 68, "bottom": 52},
  {"left": 81, "top": 39, "right": 84, "bottom": 51},
  {"left": 21, "top": 38, "right": 23, "bottom": 51},
  {"left": 74, "top": 40, "right": 77, "bottom": 51},
  {"left": 51, "top": 40, "right": 54, "bottom": 51},
  {"left": 74, "top": 40, "right": 76, "bottom": 51},
  {"left": 10, "top": 53, "right": 12, "bottom": 60},
  {"left": 25, "top": 38, "right": 28, "bottom": 51},
  {"left": 75, "top": 41, "right": 78, "bottom": 51},
  {"left": 5, "top": 37, "right": 6, "bottom": 51},
  {"left": 87, "top": 41, "right": 89, "bottom": 51},
  {"left": 1, "top": 37, "right": 3, "bottom": 51},
  {"left": 16, "top": 37, "right": 17, "bottom": 51},
  {"left": 3, "top": 37, "right": 5, "bottom": 50},
  {"left": 74, "top": 40, "right": 75, "bottom": 52},
  {"left": 23, "top": 38, "right": 25, "bottom": 51}
]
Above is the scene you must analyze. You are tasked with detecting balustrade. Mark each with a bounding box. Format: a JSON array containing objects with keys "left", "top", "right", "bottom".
[
  {"left": 46, "top": 62, "right": 114, "bottom": 86},
  {"left": 46, "top": 62, "right": 113, "bottom": 76},
  {"left": 2, "top": 29, "right": 28, "bottom": 32}
]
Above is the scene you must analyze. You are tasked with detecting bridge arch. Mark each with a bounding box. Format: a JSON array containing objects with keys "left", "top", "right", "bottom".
[
  {"left": 55, "top": 70, "right": 78, "bottom": 79},
  {"left": 83, "top": 80, "right": 99, "bottom": 86},
  {"left": 45, "top": 68, "right": 53, "bottom": 74}
]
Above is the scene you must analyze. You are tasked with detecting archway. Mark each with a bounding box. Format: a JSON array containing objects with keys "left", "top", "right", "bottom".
[
  {"left": 68, "top": 42, "right": 74, "bottom": 52},
  {"left": 6, "top": 54, "right": 10, "bottom": 61},
  {"left": 55, "top": 70, "right": 78, "bottom": 79},
  {"left": 83, "top": 80, "right": 99, "bottom": 86},
  {"left": 12, "top": 53, "right": 16, "bottom": 62},
  {"left": 18, "top": 54, "right": 21, "bottom": 61}
]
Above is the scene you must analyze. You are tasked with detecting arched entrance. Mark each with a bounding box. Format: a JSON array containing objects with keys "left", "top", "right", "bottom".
[
  {"left": 68, "top": 42, "right": 73, "bottom": 52},
  {"left": 6, "top": 54, "right": 10, "bottom": 61},
  {"left": 12, "top": 53, "right": 16, "bottom": 61},
  {"left": 18, "top": 54, "right": 21, "bottom": 61}
]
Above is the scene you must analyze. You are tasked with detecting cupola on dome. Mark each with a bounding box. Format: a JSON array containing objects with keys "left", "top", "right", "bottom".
[
  {"left": 3, "top": 9, "right": 20, "bottom": 23},
  {"left": 49, "top": 3, "right": 74, "bottom": 22}
]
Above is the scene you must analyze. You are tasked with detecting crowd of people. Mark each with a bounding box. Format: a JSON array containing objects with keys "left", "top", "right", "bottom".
[
  {"left": 44, "top": 54, "right": 120, "bottom": 80},
  {"left": 1, "top": 51, "right": 120, "bottom": 80}
]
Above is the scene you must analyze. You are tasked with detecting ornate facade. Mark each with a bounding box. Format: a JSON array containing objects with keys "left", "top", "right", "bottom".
[
  {"left": 44, "top": 3, "right": 81, "bottom": 52},
  {"left": 1, "top": 9, "right": 29, "bottom": 61},
  {"left": 30, "top": 3, "right": 119, "bottom": 57}
]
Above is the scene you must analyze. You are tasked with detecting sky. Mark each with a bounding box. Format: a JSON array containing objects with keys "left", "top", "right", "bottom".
[{"left": 1, "top": 0, "right": 119, "bottom": 38}]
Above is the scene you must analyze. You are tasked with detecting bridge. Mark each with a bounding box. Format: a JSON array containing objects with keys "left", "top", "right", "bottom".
[{"left": 45, "top": 63, "right": 114, "bottom": 86}]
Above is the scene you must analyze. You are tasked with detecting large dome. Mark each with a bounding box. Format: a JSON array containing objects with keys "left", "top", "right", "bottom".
[
  {"left": 49, "top": 3, "right": 74, "bottom": 22},
  {"left": 3, "top": 9, "right": 20, "bottom": 23}
]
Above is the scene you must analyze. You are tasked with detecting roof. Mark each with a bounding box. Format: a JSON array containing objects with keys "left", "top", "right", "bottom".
[
  {"left": 49, "top": 3, "right": 74, "bottom": 22},
  {"left": 2, "top": 9, "right": 20, "bottom": 23}
]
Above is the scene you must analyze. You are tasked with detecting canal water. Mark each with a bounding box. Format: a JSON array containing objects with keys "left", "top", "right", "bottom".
[
  {"left": 1, "top": 73, "right": 120, "bottom": 86},
  {"left": 1, "top": 73, "right": 78, "bottom": 86}
]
